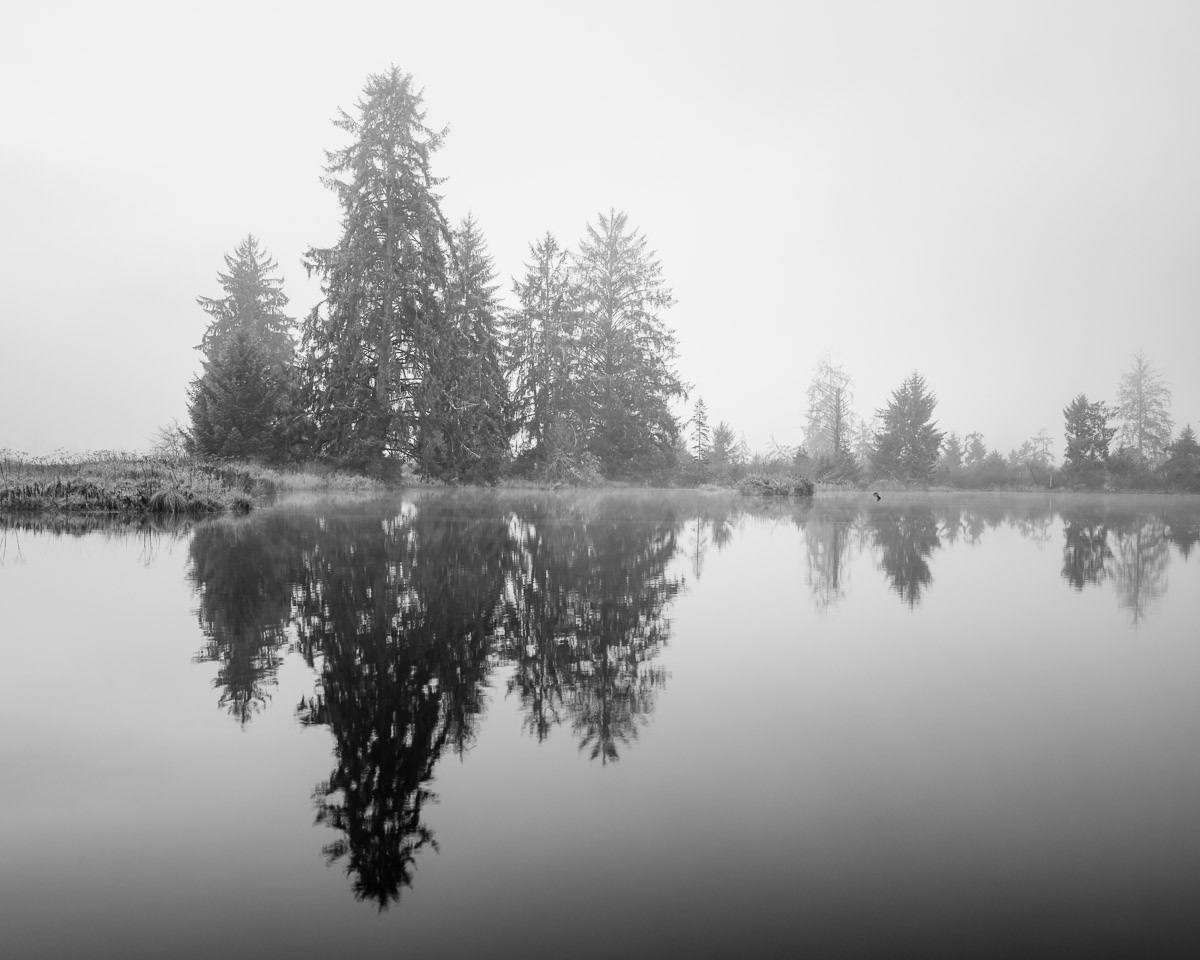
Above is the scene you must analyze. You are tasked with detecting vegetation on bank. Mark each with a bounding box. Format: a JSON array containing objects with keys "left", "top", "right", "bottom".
[
  {"left": 0, "top": 451, "right": 394, "bottom": 515},
  {"left": 0, "top": 451, "right": 277, "bottom": 514}
]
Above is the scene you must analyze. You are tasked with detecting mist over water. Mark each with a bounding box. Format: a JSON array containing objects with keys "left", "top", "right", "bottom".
[{"left": 2, "top": 491, "right": 1198, "bottom": 957}]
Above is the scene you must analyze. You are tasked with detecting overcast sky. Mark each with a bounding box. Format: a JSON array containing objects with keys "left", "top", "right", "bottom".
[{"left": 3, "top": 0, "right": 1197, "bottom": 460}]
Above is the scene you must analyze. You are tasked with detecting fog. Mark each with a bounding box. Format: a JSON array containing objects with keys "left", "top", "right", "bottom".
[{"left": 3, "top": 0, "right": 1197, "bottom": 459}]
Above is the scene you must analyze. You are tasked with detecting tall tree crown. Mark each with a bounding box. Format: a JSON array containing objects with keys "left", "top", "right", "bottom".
[
  {"left": 300, "top": 66, "right": 454, "bottom": 468},
  {"left": 196, "top": 234, "right": 293, "bottom": 364},
  {"left": 573, "top": 209, "right": 683, "bottom": 476},
  {"left": 1116, "top": 351, "right": 1173, "bottom": 464}
]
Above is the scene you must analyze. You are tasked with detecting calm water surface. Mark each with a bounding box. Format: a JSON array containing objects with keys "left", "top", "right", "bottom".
[{"left": 2, "top": 491, "right": 1198, "bottom": 958}]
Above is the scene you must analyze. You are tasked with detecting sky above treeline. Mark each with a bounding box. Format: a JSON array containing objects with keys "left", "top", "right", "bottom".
[{"left": 3, "top": 0, "right": 1197, "bottom": 460}]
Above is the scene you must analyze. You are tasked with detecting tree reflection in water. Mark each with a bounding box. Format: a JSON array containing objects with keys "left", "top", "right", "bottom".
[
  {"left": 1110, "top": 518, "right": 1170, "bottom": 624},
  {"left": 290, "top": 500, "right": 508, "bottom": 908},
  {"left": 178, "top": 491, "right": 1195, "bottom": 906},
  {"left": 184, "top": 493, "right": 686, "bottom": 907},
  {"left": 188, "top": 517, "right": 296, "bottom": 725},
  {"left": 495, "top": 496, "right": 682, "bottom": 763},
  {"left": 1061, "top": 518, "right": 1114, "bottom": 590},
  {"left": 868, "top": 507, "right": 942, "bottom": 607}
]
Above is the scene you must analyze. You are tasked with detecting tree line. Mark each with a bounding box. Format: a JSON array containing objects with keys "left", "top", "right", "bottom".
[
  {"left": 186, "top": 65, "right": 1197, "bottom": 492},
  {"left": 683, "top": 353, "right": 1198, "bottom": 492},
  {"left": 187, "top": 67, "right": 681, "bottom": 483}
]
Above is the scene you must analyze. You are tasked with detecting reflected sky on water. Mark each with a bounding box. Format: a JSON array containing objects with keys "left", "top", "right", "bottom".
[{"left": 2, "top": 492, "right": 1199, "bottom": 958}]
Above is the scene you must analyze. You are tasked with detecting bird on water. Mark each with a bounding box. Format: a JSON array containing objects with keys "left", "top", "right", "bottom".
[{"left": 873, "top": 492, "right": 882, "bottom": 501}]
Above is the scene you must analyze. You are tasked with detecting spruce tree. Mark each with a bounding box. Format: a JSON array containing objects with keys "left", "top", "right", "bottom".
[
  {"left": 870, "top": 372, "right": 945, "bottom": 484},
  {"left": 415, "top": 215, "right": 510, "bottom": 482},
  {"left": 187, "top": 235, "right": 296, "bottom": 461},
  {"left": 301, "top": 67, "right": 452, "bottom": 469},
  {"left": 507, "top": 232, "right": 579, "bottom": 467},
  {"left": 573, "top": 209, "right": 683, "bottom": 477}
]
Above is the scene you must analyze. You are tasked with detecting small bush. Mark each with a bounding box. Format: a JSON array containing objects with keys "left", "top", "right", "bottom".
[{"left": 736, "top": 473, "right": 815, "bottom": 498}]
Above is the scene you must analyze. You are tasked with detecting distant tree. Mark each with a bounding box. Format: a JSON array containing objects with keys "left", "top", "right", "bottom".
[
  {"left": 573, "top": 209, "right": 684, "bottom": 477},
  {"left": 980, "top": 449, "right": 1010, "bottom": 487},
  {"left": 803, "top": 357, "right": 855, "bottom": 460},
  {"left": 1116, "top": 351, "right": 1173, "bottom": 465},
  {"left": 1033, "top": 427, "right": 1055, "bottom": 467},
  {"left": 506, "top": 232, "right": 578, "bottom": 467},
  {"left": 870, "top": 372, "right": 945, "bottom": 484},
  {"left": 964, "top": 431, "right": 988, "bottom": 469},
  {"left": 709, "top": 420, "right": 741, "bottom": 474},
  {"left": 1164, "top": 424, "right": 1200, "bottom": 492},
  {"left": 187, "top": 235, "right": 296, "bottom": 461},
  {"left": 691, "top": 397, "right": 710, "bottom": 464},
  {"left": 301, "top": 67, "right": 452, "bottom": 469},
  {"left": 936, "top": 431, "right": 963, "bottom": 485},
  {"left": 1061, "top": 393, "right": 1116, "bottom": 489}
]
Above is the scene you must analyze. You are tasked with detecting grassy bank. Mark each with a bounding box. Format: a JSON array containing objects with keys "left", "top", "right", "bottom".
[{"left": 0, "top": 452, "right": 278, "bottom": 515}]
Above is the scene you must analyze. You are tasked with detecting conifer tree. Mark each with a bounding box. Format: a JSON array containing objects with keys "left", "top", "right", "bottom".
[
  {"left": 573, "top": 209, "right": 683, "bottom": 477},
  {"left": 507, "top": 233, "right": 579, "bottom": 466},
  {"left": 870, "top": 372, "right": 945, "bottom": 483},
  {"left": 187, "top": 235, "right": 296, "bottom": 461},
  {"left": 692, "top": 397, "right": 710, "bottom": 464},
  {"left": 1061, "top": 393, "right": 1116, "bottom": 489},
  {"left": 301, "top": 67, "right": 452, "bottom": 469},
  {"left": 415, "top": 215, "right": 510, "bottom": 482},
  {"left": 1163, "top": 424, "right": 1200, "bottom": 492},
  {"left": 1116, "top": 351, "right": 1173, "bottom": 465}
]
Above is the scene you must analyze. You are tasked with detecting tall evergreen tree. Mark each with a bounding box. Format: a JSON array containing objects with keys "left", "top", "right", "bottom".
[
  {"left": 870, "top": 372, "right": 945, "bottom": 483},
  {"left": 506, "top": 232, "right": 579, "bottom": 465},
  {"left": 573, "top": 209, "right": 684, "bottom": 477},
  {"left": 415, "top": 215, "right": 510, "bottom": 482},
  {"left": 1062, "top": 393, "right": 1116, "bottom": 489},
  {"left": 691, "top": 396, "right": 710, "bottom": 463},
  {"left": 1116, "top": 351, "right": 1173, "bottom": 465},
  {"left": 301, "top": 67, "right": 452, "bottom": 469},
  {"left": 187, "top": 235, "right": 296, "bottom": 461}
]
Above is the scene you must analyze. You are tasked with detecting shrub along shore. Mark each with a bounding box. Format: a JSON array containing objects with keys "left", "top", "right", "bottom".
[
  {"left": 0, "top": 454, "right": 281, "bottom": 515},
  {"left": 0, "top": 449, "right": 826, "bottom": 516},
  {"left": 0, "top": 453, "right": 395, "bottom": 515}
]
